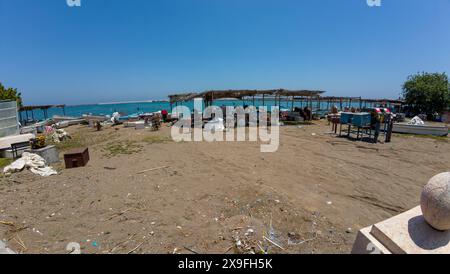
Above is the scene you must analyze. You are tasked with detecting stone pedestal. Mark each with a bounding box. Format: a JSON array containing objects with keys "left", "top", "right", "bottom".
[
  {"left": 25, "top": 145, "right": 60, "bottom": 164},
  {"left": 352, "top": 206, "right": 450, "bottom": 254}
]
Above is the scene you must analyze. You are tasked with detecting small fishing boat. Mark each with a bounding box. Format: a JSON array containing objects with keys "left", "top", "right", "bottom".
[
  {"left": 52, "top": 115, "right": 82, "bottom": 122},
  {"left": 82, "top": 114, "right": 109, "bottom": 122},
  {"left": 392, "top": 123, "right": 449, "bottom": 137}
]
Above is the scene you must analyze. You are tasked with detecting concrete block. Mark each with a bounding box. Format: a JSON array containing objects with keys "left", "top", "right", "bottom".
[
  {"left": 25, "top": 145, "right": 60, "bottom": 164},
  {"left": 370, "top": 206, "right": 450, "bottom": 254},
  {"left": 351, "top": 226, "right": 391, "bottom": 254},
  {"left": 352, "top": 206, "right": 450, "bottom": 254}
]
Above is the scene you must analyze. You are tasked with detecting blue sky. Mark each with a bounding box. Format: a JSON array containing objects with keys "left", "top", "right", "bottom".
[{"left": 1, "top": 0, "right": 449, "bottom": 105}]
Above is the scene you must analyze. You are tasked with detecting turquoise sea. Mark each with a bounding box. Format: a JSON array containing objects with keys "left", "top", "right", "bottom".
[
  {"left": 20, "top": 101, "right": 171, "bottom": 122},
  {"left": 20, "top": 99, "right": 370, "bottom": 122}
]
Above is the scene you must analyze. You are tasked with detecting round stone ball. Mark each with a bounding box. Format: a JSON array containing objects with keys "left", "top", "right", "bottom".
[{"left": 421, "top": 172, "right": 450, "bottom": 231}]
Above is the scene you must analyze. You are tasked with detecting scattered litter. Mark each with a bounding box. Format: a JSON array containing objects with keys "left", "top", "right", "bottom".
[
  {"left": 128, "top": 241, "right": 145, "bottom": 254},
  {"left": 109, "top": 234, "right": 136, "bottom": 253},
  {"left": 224, "top": 245, "right": 234, "bottom": 254},
  {"left": 245, "top": 229, "right": 254, "bottom": 236},
  {"left": 173, "top": 247, "right": 181, "bottom": 254},
  {"left": 137, "top": 166, "right": 170, "bottom": 174},
  {"left": 263, "top": 235, "right": 285, "bottom": 250},
  {"left": 106, "top": 208, "right": 133, "bottom": 221},
  {"left": 409, "top": 116, "right": 425, "bottom": 125},
  {"left": 32, "top": 228, "right": 43, "bottom": 236},
  {"left": 183, "top": 246, "right": 199, "bottom": 254},
  {"left": 0, "top": 221, "right": 15, "bottom": 227},
  {"left": 312, "top": 133, "right": 317, "bottom": 136},
  {"left": 13, "top": 235, "right": 27, "bottom": 251},
  {"left": 3, "top": 152, "right": 57, "bottom": 177},
  {"left": 326, "top": 201, "right": 332, "bottom": 205},
  {"left": 51, "top": 128, "right": 71, "bottom": 143},
  {"left": 288, "top": 235, "right": 317, "bottom": 246}
]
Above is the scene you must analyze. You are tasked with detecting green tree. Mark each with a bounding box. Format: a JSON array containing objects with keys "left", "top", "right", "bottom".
[
  {"left": 402, "top": 72, "right": 450, "bottom": 116},
  {"left": 0, "top": 82, "right": 22, "bottom": 107}
]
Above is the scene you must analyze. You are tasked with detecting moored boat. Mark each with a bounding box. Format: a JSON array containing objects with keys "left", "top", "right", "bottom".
[
  {"left": 392, "top": 123, "right": 449, "bottom": 137},
  {"left": 52, "top": 115, "right": 83, "bottom": 122}
]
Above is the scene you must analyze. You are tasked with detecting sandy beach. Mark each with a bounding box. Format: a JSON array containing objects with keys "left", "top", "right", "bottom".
[{"left": 1, "top": 121, "right": 449, "bottom": 254}]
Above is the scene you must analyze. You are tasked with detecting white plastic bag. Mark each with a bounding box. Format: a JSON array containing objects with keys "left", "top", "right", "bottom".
[
  {"left": 204, "top": 118, "right": 225, "bottom": 132},
  {"left": 409, "top": 116, "right": 425, "bottom": 125}
]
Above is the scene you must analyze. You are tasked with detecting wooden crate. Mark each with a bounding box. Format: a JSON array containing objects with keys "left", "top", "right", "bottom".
[{"left": 64, "top": 147, "right": 90, "bottom": 169}]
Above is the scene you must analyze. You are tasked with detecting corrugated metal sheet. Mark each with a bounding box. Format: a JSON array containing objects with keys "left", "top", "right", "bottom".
[{"left": 0, "top": 100, "right": 19, "bottom": 138}]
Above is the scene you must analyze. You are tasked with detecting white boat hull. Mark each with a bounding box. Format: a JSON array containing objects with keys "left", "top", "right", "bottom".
[
  {"left": 393, "top": 123, "right": 449, "bottom": 137},
  {"left": 52, "top": 115, "right": 82, "bottom": 122}
]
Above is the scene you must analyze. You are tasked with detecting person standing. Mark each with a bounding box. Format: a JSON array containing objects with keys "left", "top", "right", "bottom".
[{"left": 161, "top": 109, "right": 168, "bottom": 123}]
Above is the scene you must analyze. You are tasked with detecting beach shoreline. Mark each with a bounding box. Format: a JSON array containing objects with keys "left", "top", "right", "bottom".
[{"left": 1, "top": 120, "right": 449, "bottom": 254}]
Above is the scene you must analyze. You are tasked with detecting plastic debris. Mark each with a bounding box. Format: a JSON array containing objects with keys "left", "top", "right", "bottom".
[
  {"left": 409, "top": 116, "right": 425, "bottom": 125},
  {"left": 51, "top": 128, "right": 71, "bottom": 143},
  {"left": 3, "top": 152, "right": 57, "bottom": 177},
  {"left": 204, "top": 118, "right": 225, "bottom": 132}
]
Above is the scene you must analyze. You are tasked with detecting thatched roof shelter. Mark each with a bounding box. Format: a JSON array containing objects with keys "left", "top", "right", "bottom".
[
  {"left": 169, "top": 89, "right": 325, "bottom": 105},
  {"left": 168, "top": 93, "right": 198, "bottom": 104}
]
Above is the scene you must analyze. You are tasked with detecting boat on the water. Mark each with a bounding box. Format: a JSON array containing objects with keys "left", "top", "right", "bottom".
[
  {"left": 392, "top": 123, "right": 449, "bottom": 137},
  {"left": 52, "top": 115, "right": 83, "bottom": 122}
]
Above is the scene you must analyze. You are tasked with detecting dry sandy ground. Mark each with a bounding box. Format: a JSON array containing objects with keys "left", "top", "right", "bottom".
[{"left": 1, "top": 121, "right": 449, "bottom": 254}]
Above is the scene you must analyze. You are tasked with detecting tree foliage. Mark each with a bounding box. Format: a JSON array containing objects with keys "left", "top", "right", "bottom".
[
  {"left": 0, "top": 82, "right": 22, "bottom": 107},
  {"left": 402, "top": 72, "right": 450, "bottom": 115}
]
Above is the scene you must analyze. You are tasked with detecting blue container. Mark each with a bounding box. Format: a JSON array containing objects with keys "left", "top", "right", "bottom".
[
  {"left": 340, "top": 112, "right": 354, "bottom": 124},
  {"left": 351, "top": 113, "right": 371, "bottom": 127}
]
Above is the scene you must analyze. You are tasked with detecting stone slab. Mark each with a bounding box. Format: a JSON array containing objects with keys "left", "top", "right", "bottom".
[
  {"left": 351, "top": 226, "right": 391, "bottom": 254},
  {"left": 370, "top": 206, "right": 450, "bottom": 254},
  {"left": 0, "top": 133, "right": 35, "bottom": 150}
]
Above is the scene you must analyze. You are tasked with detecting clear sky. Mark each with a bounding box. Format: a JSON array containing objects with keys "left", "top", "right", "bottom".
[{"left": 1, "top": 0, "right": 449, "bottom": 105}]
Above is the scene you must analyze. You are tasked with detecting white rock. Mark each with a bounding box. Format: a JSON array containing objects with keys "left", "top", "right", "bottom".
[{"left": 421, "top": 172, "right": 450, "bottom": 231}]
